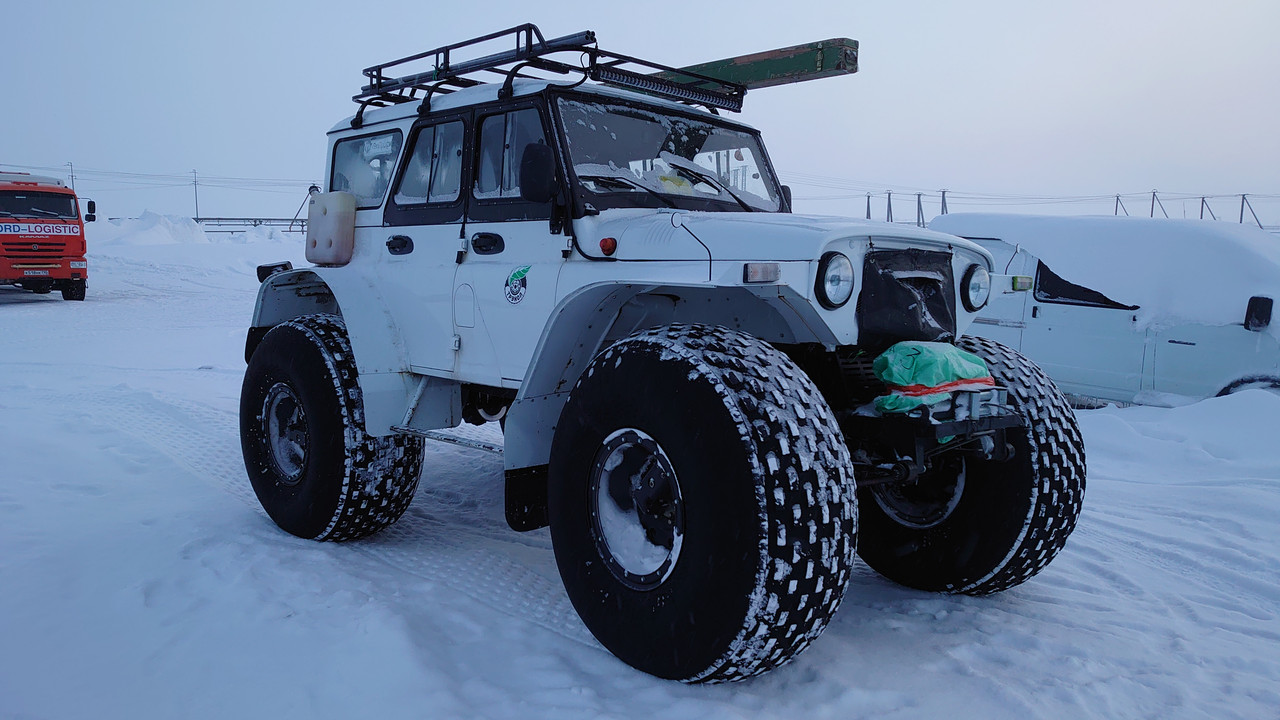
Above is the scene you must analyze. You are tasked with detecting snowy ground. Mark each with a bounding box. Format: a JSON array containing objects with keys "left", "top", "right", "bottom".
[{"left": 2, "top": 217, "right": 1277, "bottom": 719}]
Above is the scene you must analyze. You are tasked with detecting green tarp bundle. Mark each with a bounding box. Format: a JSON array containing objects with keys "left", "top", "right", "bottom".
[{"left": 872, "top": 341, "right": 995, "bottom": 414}]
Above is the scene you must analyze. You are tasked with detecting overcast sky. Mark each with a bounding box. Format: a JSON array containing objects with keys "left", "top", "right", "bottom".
[{"left": 3, "top": 0, "right": 1277, "bottom": 225}]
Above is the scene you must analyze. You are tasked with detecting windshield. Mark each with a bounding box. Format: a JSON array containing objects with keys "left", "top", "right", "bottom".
[
  {"left": 0, "top": 190, "right": 79, "bottom": 219},
  {"left": 556, "top": 97, "right": 782, "bottom": 213}
]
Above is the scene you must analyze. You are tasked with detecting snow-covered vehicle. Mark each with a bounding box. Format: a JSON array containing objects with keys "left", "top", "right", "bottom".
[
  {"left": 239, "top": 26, "right": 1086, "bottom": 682},
  {"left": 0, "top": 172, "right": 94, "bottom": 300},
  {"left": 930, "top": 213, "right": 1280, "bottom": 405}
]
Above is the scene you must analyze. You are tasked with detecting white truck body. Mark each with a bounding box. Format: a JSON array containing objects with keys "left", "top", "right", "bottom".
[{"left": 930, "top": 213, "right": 1280, "bottom": 405}]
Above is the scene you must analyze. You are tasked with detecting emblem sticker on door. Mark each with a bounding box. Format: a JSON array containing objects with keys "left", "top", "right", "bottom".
[{"left": 505, "top": 265, "right": 531, "bottom": 305}]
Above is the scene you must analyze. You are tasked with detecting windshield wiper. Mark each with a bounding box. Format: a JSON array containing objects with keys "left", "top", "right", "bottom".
[
  {"left": 577, "top": 173, "right": 678, "bottom": 209},
  {"left": 659, "top": 153, "right": 756, "bottom": 213},
  {"left": 24, "top": 208, "right": 61, "bottom": 218}
]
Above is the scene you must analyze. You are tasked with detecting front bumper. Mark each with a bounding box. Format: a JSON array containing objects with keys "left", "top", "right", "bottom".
[{"left": 0, "top": 256, "right": 88, "bottom": 284}]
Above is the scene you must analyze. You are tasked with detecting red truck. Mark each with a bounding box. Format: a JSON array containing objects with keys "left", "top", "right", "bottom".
[{"left": 0, "top": 171, "right": 94, "bottom": 300}]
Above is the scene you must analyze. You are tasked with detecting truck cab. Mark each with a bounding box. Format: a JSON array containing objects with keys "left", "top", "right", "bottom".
[{"left": 0, "top": 172, "right": 93, "bottom": 300}]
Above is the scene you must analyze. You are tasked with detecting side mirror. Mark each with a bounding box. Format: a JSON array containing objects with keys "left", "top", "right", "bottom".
[
  {"left": 1245, "top": 295, "right": 1273, "bottom": 331},
  {"left": 781, "top": 185, "right": 793, "bottom": 212},
  {"left": 85, "top": 199, "right": 96, "bottom": 223},
  {"left": 519, "top": 143, "right": 556, "bottom": 204}
]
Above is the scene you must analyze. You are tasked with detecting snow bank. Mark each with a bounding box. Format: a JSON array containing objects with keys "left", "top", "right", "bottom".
[
  {"left": 929, "top": 213, "right": 1280, "bottom": 333},
  {"left": 88, "top": 211, "right": 301, "bottom": 247}
]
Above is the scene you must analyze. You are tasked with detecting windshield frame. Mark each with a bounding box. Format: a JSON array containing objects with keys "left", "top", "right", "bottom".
[{"left": 549, "top": 89, "right": 788, "bottom": 216}]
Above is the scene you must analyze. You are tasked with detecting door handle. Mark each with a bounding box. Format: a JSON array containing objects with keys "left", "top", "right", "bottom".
[
  {"left": 1031, "top": 306, "right": 1039, "bottom": 319},
  {"left": 471, "top": 232, "right": 505, "bottom": 255},
  {"left": 386, "top": 235, "right": 414, "bottom": 255}
]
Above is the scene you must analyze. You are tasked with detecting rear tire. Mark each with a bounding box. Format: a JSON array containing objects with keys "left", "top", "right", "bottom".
[
  {"left": 857, "top": 336, "right": 1086, "bottom": 595},
  {"left": 240, "top": 314, "right": 424, "bottom": 541},
  {"left": 549, "top": 324, "right": 858, "bottom": 682},
  {"left": 1218, "top": 376, "right": 1280, "bottom": 397}
]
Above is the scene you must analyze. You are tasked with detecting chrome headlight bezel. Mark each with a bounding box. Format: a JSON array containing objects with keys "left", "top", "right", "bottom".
[
  {"left": 816, "top": 251, "right": 855, "bottom": 310},
  {"left": 961, "top": 263, "right": 992, "bottom": 312}
]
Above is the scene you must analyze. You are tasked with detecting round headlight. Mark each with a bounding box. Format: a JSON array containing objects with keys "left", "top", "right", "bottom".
[
  {"left": 962, "top": 264, "right": 992, "bottom": 312},
  {"left": 816, "top": 252, "right": 855, "bottom": 309}
]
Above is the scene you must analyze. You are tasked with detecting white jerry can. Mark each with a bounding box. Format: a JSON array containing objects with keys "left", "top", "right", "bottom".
[{"left": 305, "top": 191, "right": 357, "bottom": 266}]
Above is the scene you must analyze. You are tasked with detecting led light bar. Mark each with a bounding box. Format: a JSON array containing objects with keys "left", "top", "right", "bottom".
[{"left": 589, "top": 66, "right": 744, "bottom": 112}]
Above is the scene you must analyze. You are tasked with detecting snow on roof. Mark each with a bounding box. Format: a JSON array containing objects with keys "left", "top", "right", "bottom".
[
  {"left": 0, "top": 172, "right": 67, "bottom": 188},
  {"left": 929, "top": 213, "right": 1280, "bottom": 332}
]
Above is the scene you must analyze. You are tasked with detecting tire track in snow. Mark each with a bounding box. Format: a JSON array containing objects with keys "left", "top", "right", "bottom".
[{"left": 77, "top": 385, "right": 592, "bottom": 647}]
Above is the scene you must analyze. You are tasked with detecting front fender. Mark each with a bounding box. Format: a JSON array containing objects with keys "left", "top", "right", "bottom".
[{"left": 502, "top": 280, "right": 841, "bottom": 471}]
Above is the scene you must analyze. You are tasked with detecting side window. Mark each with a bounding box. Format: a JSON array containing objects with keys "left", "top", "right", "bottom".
[
  {"left": 1035, "top": 261, "right": 1139, "bottom": 310},
  {"left": 394, "top": 121, "right": 464, "bottom": 205},
  {"left": 331, "top": 130, "right": 403, "bottom": 209},
  {"left": 474, "top": 108, "right": 547, "bottom": 200}
]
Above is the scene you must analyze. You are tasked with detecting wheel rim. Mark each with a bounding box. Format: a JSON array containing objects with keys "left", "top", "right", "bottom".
[
  {"left": 871, "top": 455, "right": 966, "bottom": 529},
  {"left": 262, "top": 382, "right": 308, "bottom": 485},
  {"left": 588, "top": 428, "right": 685, "bottom": 590}
]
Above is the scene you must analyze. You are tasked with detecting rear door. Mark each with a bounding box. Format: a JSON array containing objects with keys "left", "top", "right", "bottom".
[
  {"left": 376, "top": 116, "right": 470, "bottom": 375},
  {"left": 1154, "top": 321, "right": 1280, "bottom": 397}
]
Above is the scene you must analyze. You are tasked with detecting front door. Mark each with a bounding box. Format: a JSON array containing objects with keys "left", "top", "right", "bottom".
[
  {"left": 1020, "top": 260, "right": 1148, "bottom": 402},
  {"left": 453, "top": 103, "right": 567, "bottom": 386}
]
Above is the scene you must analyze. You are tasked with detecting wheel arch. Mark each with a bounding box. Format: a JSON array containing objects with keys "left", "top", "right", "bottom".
[
  {"left": 502, "top": 281, "right": 840, "bottom": 472},
  {"left": 1217, "top": 374, "right": 1280, "bottom": 396},
  {"left": 246, "top": 268, "right": 418, "bottom": 436}
]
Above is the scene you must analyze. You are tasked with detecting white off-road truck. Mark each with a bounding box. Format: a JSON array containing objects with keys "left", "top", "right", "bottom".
[{"left": 240, "top": 25, "right": 1086, "bottom": 683}]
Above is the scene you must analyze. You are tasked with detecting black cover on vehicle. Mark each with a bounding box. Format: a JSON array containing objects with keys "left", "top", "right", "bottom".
[{"left": 857, "top": 249, "right": 956, "bottom": 351}]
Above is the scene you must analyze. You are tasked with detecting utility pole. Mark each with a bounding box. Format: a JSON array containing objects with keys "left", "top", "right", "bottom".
[
  {"left": 885, "top": 191, "right": 893, "bottom": 223},
  {"left": 865, "top": 193, "right": 871, "bottom": 220},
  {"left": 65, "top": 161, "right": 75, "bottom": 192},
  {"left": 192, "top": 170, "right": 200, "bottom": 220},
  {"left": 940, "top": 189, "right": 949, "bottom": 215},
  {"left": 915, "top": 193, "right": 925, "bottom": 227},
  {"left": 1150, "top": 190, "right": 1168, "bottom": 218}
]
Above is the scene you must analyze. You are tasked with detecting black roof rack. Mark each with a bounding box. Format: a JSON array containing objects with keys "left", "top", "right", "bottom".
[{"left": 351, "top": 24, "right": 748, "bottom": 126}]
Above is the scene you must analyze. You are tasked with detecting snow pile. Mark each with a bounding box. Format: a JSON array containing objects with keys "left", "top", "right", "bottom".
[
  {"left": 89, "top": 211, "right": 210, "bottom": 246},
  {"left": 88, "top": 211, "right": 302, "bottom": 247},
  {"left": 930, "top": 213, "right": 1280, "bottom": 333}
]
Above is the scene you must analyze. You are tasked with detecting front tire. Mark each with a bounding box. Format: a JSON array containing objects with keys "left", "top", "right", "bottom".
[
  {"left": 857, "top": 336, "right": 1086, "bottom": 595},
  {"left": 61, "top": 279, "right": 86, "bottom": 301},
  {"left": 240, "top": 314, "right": 424, "bottom": 541},
  {"left": 549, "top": 324, "right": 858, "bottom": 682}
]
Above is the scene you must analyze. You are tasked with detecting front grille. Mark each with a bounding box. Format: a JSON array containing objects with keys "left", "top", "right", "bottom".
[
  {"left": 856, "top": 249, "right": 957, "bottom": 351},
  {"left": 2, "top": 241, "right": 68, "bottom": 260}
]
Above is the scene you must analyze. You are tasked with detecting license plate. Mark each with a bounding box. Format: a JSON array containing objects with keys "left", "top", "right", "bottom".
[
  {"left": 70, "top": 261, "right": 88, "bottom": 269},
  {"left": 23, "top": 270, "right": 50, "bottom": 276}
]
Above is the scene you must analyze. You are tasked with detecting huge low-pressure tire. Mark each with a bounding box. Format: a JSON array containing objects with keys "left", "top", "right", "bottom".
[
  {"left": 549, "top": 324, "right": 858, "bottom": 683},
  {"left": 240, "top": 314, "right": 424, "bottom": 541},
  {"left": 856, "top": 335, "right": 1086, "bottom": 595}
]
